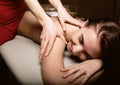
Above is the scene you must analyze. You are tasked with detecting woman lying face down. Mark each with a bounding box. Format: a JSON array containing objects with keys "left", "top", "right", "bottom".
[
  {"left": 59, "top": 20, "right": 120, "bottom": 84},
  {"left": 41, "top": 17, "right": 120, "bottom": 85},
  {"left": 18, "top": 11, "right": 120, "bottom": 85},
  {"left": 18, "top": 11, "right": 120, "bottom": 61}
]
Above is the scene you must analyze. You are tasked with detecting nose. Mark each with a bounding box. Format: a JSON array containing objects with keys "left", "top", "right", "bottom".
[
  {"left": 72, "top": 42, "right": 84, "bottom": 55},
  {"left": 77, "top": 45, "right": 84, "bottom": 52},
  {"left": 71, "top": 44, "right": 84, "bottom": 58}
]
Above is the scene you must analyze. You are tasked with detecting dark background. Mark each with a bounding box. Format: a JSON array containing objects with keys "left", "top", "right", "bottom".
[
  {"left": 39, "top": 0, "right": 120, "bottom": 22},
  {"left": 0, "top": 54, "right": 20, "bottom": 85}
]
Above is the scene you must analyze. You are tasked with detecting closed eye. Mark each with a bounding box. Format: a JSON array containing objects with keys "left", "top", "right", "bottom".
[{"left": 79, "top": 34, "right": 84, "bottom": 45}]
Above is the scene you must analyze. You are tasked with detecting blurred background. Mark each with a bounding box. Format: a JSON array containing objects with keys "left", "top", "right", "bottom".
[{"left": 39, "top": 0, "right": 120, "bottom": 21}]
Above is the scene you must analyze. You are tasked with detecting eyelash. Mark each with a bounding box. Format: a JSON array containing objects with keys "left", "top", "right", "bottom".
[{"left": 79, "top": 34, "right": 84, "bottom": 45}]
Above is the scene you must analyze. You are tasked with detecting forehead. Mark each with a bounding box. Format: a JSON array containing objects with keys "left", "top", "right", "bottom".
[{"left": 84, "top": 26, "right": 101, "bottom": 58}]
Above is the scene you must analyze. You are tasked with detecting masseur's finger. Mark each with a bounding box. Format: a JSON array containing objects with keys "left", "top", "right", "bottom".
[
  {"left": 58, "top": 34, "right": 67, "bottom": 44},
  {"left": 45, "top": 36, "right": 56, "bottom": 56},
  {"left": 67, "top": 17, "right": 82, "bottom": 27},
  {"left": 40, "top": 36, "right": 49, "bottom": 59},
  {"left": 39, "top": 33, "right": 44, "bottom": 59}
]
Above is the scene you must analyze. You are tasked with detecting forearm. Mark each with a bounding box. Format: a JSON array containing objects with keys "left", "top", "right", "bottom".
[
  {"left": 48, "top": 0, "right": 65, "bottom": 10},
  {"left": 24, "top": 0, "right": 50, "bottom": 25},
  {"left": 87, "top": 59, "right": 104, "bottom": 84},
  {"left": 41, "top": 42, "right": 104, "bottom": 85},
  {"left": 87, "top": 69, "right": 104, "bottom": 85}
]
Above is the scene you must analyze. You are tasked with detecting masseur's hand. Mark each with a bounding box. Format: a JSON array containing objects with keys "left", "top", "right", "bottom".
[
  {"left": 39, "top": 17, "right": 66, "bottom": 59},
  {"left": 57, "top": 6, "right": 82, "bottom": 31},
  {"left": 60, "top": 59, "right": 103, "bottom": 85}
]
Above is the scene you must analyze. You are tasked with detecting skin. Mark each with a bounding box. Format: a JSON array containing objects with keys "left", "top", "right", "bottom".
[
  {"left": 60, "top": 59, "right": 103, "bottom": 84},
  {"left": 66, "top": 24, "right": 102, "bottom": 60},
  {"left": 18, "top": 11, "right": 102, "bottom": 60},
  {"left": 18, "top": 11, "right": 103, "bottom": 85},
  {"left": 24, "top": 0, "right": 81, "bottom": 59}
]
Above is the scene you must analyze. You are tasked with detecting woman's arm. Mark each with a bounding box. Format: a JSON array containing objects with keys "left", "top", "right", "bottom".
[
  {"left": 41, "top": 37, "right": 67, "bottom": 85},
  {"left": 18, "top": 14, "right": 104, "bottom": 84},
  {"left": 41, "top": 37, "right": 85, "bottom": 85},
  {"left": 60, "top": 59, "right": 104, "bottom": 85},
  {"left": 41, "top": 37, "right": 104, "bottom": 85},
  {"left": 41, "top": 17, "right": 83, "bottom": 85},
  {"left": 41, "top": 18, "right": 104, "bottom": 85}
]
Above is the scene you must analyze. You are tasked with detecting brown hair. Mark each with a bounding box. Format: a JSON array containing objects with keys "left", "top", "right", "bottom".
[
  {"left": 88, "top": 20, "right": 120, "bottom": 66},
  {"left": 86, "top": 19, "right": 120, "bottom": 85},
  {"left": 97, "top": 21, "right": 120, "bottom": 69}
]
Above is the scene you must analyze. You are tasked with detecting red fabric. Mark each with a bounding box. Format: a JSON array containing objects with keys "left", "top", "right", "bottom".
[{"left": 0, "top": 0, "right": 27, "bottom": 45}]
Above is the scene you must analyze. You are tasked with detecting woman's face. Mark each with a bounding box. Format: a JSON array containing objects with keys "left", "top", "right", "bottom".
[{"left": 67, "top": 25, "right": 102, "bottom": 60}]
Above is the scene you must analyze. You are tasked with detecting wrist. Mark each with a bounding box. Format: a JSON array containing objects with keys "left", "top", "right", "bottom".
[
  {"left": 57, "top": 4, "right": 66, "bottom": 11},
  {"left": 38, "top": 15, "right": 51, "bottom": 26},
  {"left": 49, "top": 0, "right": 64, "bottom": 11},
  {"left": 37, "top": 15, "right": 49, "bottom": 26}
]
